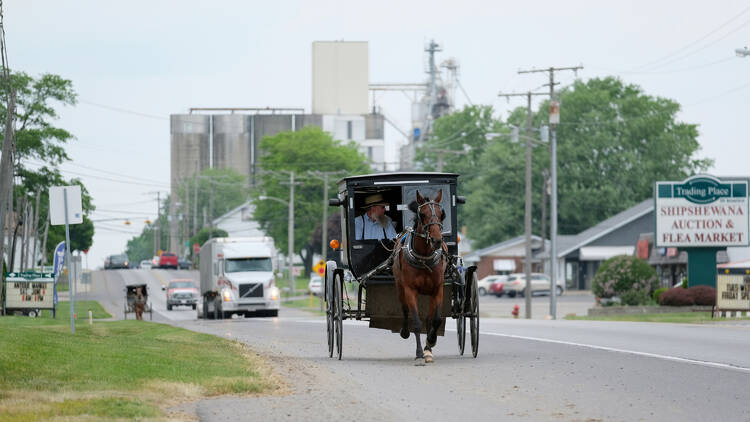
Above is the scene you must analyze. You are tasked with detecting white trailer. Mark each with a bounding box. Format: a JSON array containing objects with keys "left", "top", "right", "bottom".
[{"left": 199, "top": 237, "right": 280, "bottom": 319}]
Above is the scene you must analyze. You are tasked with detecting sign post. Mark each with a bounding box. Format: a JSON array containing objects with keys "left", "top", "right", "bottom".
[
  {"left": 655, "top": 175, "right": 749, "bottom": 287},
  {"left": 49, "top": 186, "right": 82, "bottom": 334}
]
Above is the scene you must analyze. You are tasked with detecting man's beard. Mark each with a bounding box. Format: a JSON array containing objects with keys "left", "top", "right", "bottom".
[{"left": 376, "top": 214, "right": 389, "bottom": 229}]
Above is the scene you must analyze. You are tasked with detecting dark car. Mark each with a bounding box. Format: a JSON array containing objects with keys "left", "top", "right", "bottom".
[
  {"left": 178, "top": 257, "right": 192, "bottom": 270},
  {"left": 158, "top": 252, "right": 178, "bottom": 269},
  {"left": 105, "top": 254, "right": 130, "bottom": 270}
]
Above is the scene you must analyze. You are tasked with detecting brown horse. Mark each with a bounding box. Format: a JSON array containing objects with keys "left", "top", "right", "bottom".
[
  {"left": 134, "top": 287, "right": 146, "bottom": 321},
  {"left": 392, "top": 190, "right": 446, "bottom": 365}
]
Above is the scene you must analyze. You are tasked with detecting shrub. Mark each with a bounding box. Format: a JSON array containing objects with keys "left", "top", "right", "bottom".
[
  {"left": 620, "top": 289, "right": 652, "bottom": 306},
  {"left": 592, "top": 255, "right": 659, "bottom": 299},
  {"left": 688, "top": 285, "right": 716, "bottom": 306},
  {"left": 653, "top": 287, "right": 668, "bottom": 303},
  {"left": 659, "top": 287, "right": 695, "bottom": 306}
]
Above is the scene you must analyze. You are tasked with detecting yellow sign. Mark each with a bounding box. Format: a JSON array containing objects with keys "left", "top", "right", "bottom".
[{"left": 313, "top": 260, "right": 326, "bottom": 276}]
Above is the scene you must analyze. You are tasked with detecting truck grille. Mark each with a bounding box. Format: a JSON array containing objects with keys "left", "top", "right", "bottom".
[
  {"left": 239, "top": 283, "right": 263, "bottom": 298},
  {"left": 172, "top": 293, "right": 194, "bottom": 300}
]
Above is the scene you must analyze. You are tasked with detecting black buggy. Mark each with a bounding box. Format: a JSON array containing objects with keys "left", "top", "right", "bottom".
[
  {"left": 123, "top": 283, "right": 152, "bottom": 320},
  {"left": 324, "top": 172, "right": 479, "bottom": 360}
]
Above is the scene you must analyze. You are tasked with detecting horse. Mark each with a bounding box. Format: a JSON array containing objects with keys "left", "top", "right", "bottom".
[
  {"left": 134, "top": 287, "right": 146, "bottom": 321},
  {"left": 392, "top": 190, "right": 446, "bottom": 365}
]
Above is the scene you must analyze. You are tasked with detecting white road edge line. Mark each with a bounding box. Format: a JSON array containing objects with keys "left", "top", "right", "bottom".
[{"left": 478, "top": 330, "right": 750, "bottom": 374}]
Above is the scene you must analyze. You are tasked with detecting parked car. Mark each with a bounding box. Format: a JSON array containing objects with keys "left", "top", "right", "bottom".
[
  {"left": 477, "top": 274, "right": 508, "bottom": 296},
  {"left": 503, "top": 273, "right": 565, "bottom": 297},
  {"left": 105, "top": 254, "right": 130, "bottom": 270},
  {"left": 140, "top": 259, "right": 153, "bottom": 270},
  {"left": 308, "top": 275, "right": 323, "bottom": 296},
  {"left": 158, "top": 252, "right": 178, "bottom": 269},
  {"left": 178, "top": 257, "right": 192, "bottom": 270},
  {"left": 489, "top": 279, "right": 505, "bottom": 297},
  {"left": 164, "top": 279, "right": 199, "bottom": 310}
]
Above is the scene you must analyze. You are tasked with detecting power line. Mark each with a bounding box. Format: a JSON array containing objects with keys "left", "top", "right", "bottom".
[{"left": 632, "top": 4, "right": 750, "bottom": 71}]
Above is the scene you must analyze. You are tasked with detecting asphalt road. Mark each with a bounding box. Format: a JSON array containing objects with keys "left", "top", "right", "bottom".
[{"left": 86, "top": 269, "right": 750, "bottom": 422}]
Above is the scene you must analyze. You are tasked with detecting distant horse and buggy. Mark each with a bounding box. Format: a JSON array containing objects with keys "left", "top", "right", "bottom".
[{"left": 325, "top": 172, "right": 479, "bottom": 365}]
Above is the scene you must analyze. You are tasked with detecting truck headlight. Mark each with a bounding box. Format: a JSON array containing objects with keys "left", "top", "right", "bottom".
[
  {"left": 269, "top": 286, "right": 280, "bottom": 301},
  {"left": 222, "top": 289, "right": 233, "bottom": 302}
]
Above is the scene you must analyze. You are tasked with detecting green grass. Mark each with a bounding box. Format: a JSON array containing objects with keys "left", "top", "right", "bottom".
[
  {"left": 282, "top": 296, "right": 326, "bottom": 316},
  {"left": 0, "top": 314, "right": 277, "bottom": 420},
  {"left": 55, "top": 282, "right": 69, "bottom": 292},
  {"left": 38, "top": 300, "right": 112, "bottom": 320},
  {"left": 276, "top": 274, "right": 311, "bottom": 294},
  {"left": 565, "top": 311, "right": 750, "bottom": 323}
]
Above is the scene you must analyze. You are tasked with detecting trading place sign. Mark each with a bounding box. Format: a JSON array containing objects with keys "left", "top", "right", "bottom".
[
  {"left": 3, "top": 272, "right": 55, "bottom": 310},
  {"left": 655, "top": 175, "right": 749, "bottom": 248}
]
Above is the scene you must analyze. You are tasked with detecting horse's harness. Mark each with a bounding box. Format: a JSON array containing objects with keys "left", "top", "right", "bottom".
[{"left": 402, "top": 200, "right": 445, "bottom": 271}]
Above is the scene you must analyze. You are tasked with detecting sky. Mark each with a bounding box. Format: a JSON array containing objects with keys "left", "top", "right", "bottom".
[{"left": 8, "top": 0, "right": 750, "bottom": 268}]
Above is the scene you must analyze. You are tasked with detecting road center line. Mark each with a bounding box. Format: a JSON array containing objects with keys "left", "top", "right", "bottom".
[{"left": 477, "top": 330, "right": 750, "bottom": 374}]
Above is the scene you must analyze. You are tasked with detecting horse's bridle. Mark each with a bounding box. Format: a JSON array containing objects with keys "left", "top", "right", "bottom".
[{"left": 414, "top": 200, "right": 444, "bottom": 247}]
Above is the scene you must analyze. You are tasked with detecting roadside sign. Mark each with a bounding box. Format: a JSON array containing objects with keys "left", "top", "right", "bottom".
[
  {"left": 49, "top": 185, "right": 83, "bottom": 225},
  {"left": 549, "top": 101, "right": 560, "bottom": 125},
  {"left": 655, "top": 175, "right": 749, "bottom": 247},
  {"left": 4, "top": 272, "right": 56, "bottom": 311},
  {"left": 193, "top": 243, "right": 200, "bottom": 254}
]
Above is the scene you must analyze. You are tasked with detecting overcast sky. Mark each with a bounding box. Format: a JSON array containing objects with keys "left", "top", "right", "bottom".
[{"left": 9, "top": 0, "right": 750, "bottom": 268}]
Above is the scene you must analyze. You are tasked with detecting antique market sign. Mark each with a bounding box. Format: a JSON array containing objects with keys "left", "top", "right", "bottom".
[
  {"left": 3, "top": 272, "right": 55, "bottom": 310},
  {"left": 655, "top": 175, "right": 749, "bottom": 247}
]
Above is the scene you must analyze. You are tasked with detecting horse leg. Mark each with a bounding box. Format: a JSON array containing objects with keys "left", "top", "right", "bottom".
[
  {"left": 424, "top": 294, "right": 442, "bottom": 364},
  {"left": 403, "top": 287, "right": 424, "bottom": 363},
  {"left": 400, "top": 304, "right": 410, "bottom": 339}
]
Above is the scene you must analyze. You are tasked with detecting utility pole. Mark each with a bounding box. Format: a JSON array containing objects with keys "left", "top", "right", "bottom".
[
  {"left": 31, "top": 190, "right": 40, "bottom": 270},
  {"left": 540, "top": 169, "right": 549, "bottom": 253},
  {"left": 192, "top": 162, "right": 198, "bottom": 237},
  {"left": 0, "top": 2, "right": 14, "bottom": 275},
  {"left": 497, "top": 90, "right": 546, "bottom": 319},
  {"left": 155, "top": 192, "right": 161, "bottom": 254},
  {"left": 518, "top": 64, "right": 583, "bottom": 319}
]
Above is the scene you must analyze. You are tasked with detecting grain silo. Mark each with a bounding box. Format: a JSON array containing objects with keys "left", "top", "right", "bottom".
[{"left": 170, "top": 114, "right": 210, "bottom": 189}]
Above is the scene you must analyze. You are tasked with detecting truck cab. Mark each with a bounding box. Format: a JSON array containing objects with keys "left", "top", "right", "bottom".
[{"left": 199, "top": 237, "right": 281, "bottom": 319}]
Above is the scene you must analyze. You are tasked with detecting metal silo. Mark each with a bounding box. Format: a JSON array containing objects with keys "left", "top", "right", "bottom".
[
  {"left": 170, "top": 114, "right": 210, "bottom": 190},
  {"left": 213, "top": 114, "right": 251, "bottom": 181}
]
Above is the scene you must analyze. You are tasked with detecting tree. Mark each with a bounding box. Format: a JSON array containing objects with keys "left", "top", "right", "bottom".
[
  {"left": 253, "top": 126, "right": 370, "bottom": 272},
  {"left": 189, "top": 227, "right": 228, "bottom": 249},
  {"left": 0, "top": 72, "right": 93, "bottom": 263},
  {"left": 459, "top": 76, "right": 711, "bottom": 248},
  {"left": 125, "top": 226, "right": 156, "bottom": 265}
]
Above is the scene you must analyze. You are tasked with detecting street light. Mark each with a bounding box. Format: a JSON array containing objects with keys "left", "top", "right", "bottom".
[{"left": 258, "top": 194, "right": 295, "bottom": 296}]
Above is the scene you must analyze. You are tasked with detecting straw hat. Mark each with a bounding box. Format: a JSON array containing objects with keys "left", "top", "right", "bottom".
[{"left": 362, "top": 193, "right": 388, "bottom": 208}]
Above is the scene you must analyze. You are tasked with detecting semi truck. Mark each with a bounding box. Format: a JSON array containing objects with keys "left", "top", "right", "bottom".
[{"left": 199, "top": 237, "right": 280, "bottom": 319}]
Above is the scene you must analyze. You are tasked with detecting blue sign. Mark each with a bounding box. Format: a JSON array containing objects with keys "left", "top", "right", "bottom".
[{"left": 413, "top": 128, "right": 421, "bottom": 141}]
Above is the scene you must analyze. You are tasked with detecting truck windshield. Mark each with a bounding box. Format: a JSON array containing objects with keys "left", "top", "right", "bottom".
[{"left": 225, "top": 258, "right": 273, "bottom": 273}]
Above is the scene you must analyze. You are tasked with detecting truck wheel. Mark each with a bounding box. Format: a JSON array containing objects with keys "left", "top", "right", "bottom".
[
  {"left": 192, "top": 304, "right": 197, "bottom": 310},
  {"left": 167, "top": 304, "right": 172, "bottom": 311},
  {"left": 202, "top": 299, "right": 210, "bottom": 319},
  {"left": 213, "top": 297, "right": 222, "bottom": 320},
  {"left": 268, "top": 310, "right": 278, "bottom": 317}
]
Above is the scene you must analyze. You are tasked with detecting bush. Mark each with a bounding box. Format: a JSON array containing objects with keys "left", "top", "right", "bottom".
[
  {"left": 659, "top": 287, "right": 695, "bottom": 306},
  {"left": 592, "top": 255, "right": 659, "bottom": 299},
  {"left": 620, "top": 289, "right": 652, "bottom": 306},
  {"left": 653, "top": 287, "right": 668, "bottom": 303},
  {"left": 688, "top": 285, "right": 716, "bottom": 306}
]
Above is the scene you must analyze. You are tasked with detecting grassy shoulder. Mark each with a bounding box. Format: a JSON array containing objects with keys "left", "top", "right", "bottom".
[
  {"left": 565, "top": 311, "right": 750, "bottom": 323},
  {"left": 282, "top": 295, "right": 326, "bottom": 316},
  {"left": 38, "top": 300, "right": 112, "bottom": 320},
  {"left": 0, "top": 312, "right": 281, "bottom": 420}
]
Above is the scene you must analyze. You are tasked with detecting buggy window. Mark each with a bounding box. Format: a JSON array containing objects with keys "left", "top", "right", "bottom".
[{"left": 400, "top": 184, "right": 451, "bottom": 234}]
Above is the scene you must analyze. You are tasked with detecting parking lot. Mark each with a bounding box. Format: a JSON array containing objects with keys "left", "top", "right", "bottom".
[{"left": 478, "top": 290, "right": 595, "bottom": 319}]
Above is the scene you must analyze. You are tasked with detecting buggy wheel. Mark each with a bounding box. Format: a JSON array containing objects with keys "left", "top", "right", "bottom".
[
  {"left": 123, "top": 304, "right": 128, "bottom": 319},
  {"left": 149, "top": 304, "right": 153, "bottom": 321},
  {"left": 469, "top": 272, "right": 480, "bottom": 358},
  {"left": 334, "top": 272, "right": 344, "bottom": 360},
  {"left": 202, "top": 299, "right": 210, "bottom": 320},
  {"left": 325, "top": 261, "right": 336, "bottom": 358},
  {"left": 456, "top": 312, "right": 466, "bottom": 356}
]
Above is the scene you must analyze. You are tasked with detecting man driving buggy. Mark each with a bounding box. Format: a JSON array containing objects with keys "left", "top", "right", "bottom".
[{"left": 354, "top": 193, "right": 397, "bottom": 240}]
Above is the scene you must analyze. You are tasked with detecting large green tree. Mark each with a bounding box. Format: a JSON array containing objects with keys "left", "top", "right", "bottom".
[
  {"left": 253, "top": 126, "right": 370, "bottom": 271},
  {"left": 0, "top": 72, "right": 94, "bottom": 263},
  {"left": 425, "top": 77, "right": 712, "bottom": 248}
]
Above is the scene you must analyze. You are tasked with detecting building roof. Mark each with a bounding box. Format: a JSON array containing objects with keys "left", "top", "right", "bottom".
[
  {"left": 536, "top": 199, "right": 653, "bottom": 259},
  {"left": 212, "top": 200, "right": 253, "bottom": 225},
  {"left": 464, "top": 234, "right": 544, "bottom": 263}
]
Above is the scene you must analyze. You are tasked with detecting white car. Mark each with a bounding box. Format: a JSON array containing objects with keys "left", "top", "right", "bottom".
[
  {"left": 308, "top": 275, "right": 323, "bottom": 296},
  {"left": 477, "top": 274, "right": 508, "bottom": 296},
  {"left": 140, "top": 260, "right": 153, "bottom": 270},
  {"left": 503, "top": 273, "right": 564, "bottom": 297}
]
